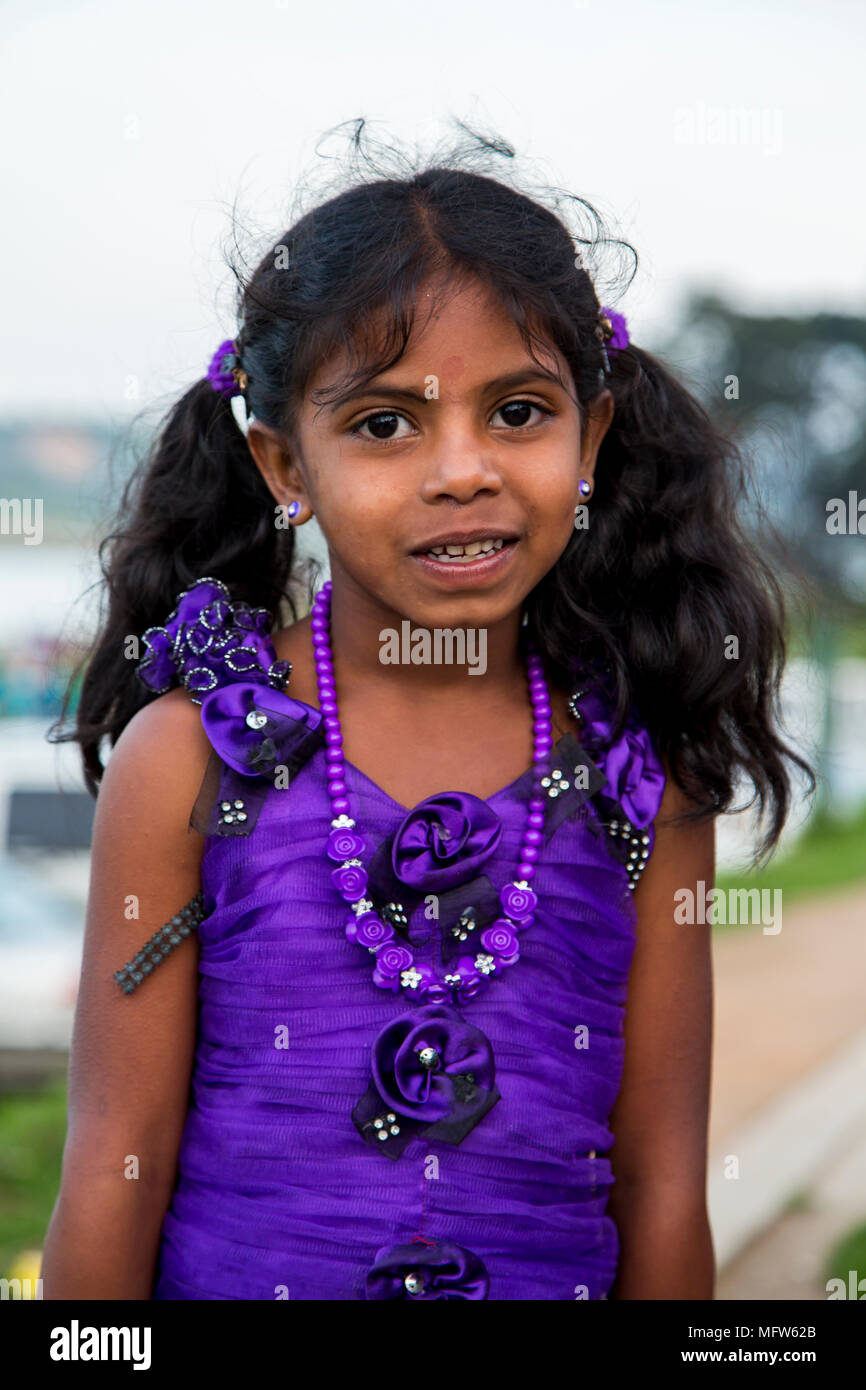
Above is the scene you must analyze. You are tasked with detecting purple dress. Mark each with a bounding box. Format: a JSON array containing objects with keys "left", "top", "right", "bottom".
[{"left": 141, "top": 580, "right": 666, "bottom": 1301}]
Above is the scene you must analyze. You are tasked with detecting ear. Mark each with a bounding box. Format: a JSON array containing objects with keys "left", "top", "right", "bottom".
[
  {"left": 246, "top": 420, "right": 310, "bottom": 511},
  {"left": 578, "top": 388, "right": 615, "bottom": 483}
]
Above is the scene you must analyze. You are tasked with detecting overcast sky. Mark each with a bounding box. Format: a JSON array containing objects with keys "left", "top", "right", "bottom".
[{"left": 3, "top": 0, "right": 863, "bottom": 423}]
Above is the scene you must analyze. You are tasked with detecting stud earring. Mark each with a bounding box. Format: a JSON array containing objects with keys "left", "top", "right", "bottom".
[
  {"left": 578, "top": 479, "right": 592, "bottom": 498},
  {"left": 286, "top": 500, "right": 301, "bottom": 520}
]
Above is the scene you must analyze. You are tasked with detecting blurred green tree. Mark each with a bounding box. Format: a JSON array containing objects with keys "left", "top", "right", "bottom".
[{"left": 657, "top": 297, "right": 866, "bottom": 818}]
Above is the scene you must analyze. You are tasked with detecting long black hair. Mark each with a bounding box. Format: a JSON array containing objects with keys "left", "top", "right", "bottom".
[{"left": 53, "top": 119, "right": 816, "bottom": 863}]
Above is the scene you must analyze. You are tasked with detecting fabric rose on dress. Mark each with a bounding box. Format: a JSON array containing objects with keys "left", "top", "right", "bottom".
[
  {"left": 578, "top": 686, "right": 665, "bottom": 828},
  {"left": 352, "top": 1004, "right": 500, "bottom": 1158},
  {"left": 390, "top": 792, "right": 503, "bottom": 893},
  {"left": 366, "top": 1241, "right": 490, "bottom": 1300},
  {"left": 372, "top": 1005, "right": 496, "bottom": 1120},
  {"left": 602, "top": 724, "right": 664, "bottom": 827},
  {"left": 197, "top": 680, "right": 324, "bottom": 780}
]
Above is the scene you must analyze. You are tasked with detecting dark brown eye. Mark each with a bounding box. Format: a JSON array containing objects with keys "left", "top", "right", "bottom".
[
  {"left": 496, "top": 401, "right": 552, "bottom": 429},
  {"left": 351, "top": 412, "right": 412, "bottom": 442}
]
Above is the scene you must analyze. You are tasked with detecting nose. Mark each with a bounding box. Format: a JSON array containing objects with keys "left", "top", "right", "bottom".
[{"left": 418, "top": 428, "right": 504, "bottom": 505}]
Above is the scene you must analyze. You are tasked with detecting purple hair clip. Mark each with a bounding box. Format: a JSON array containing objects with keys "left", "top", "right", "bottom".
[
  {"left": 600, "top": 307, "right": 629, "bottom": 352},
  {"left": 597, "top": 307, "right": 630, "bottom": 373},
  {"left": 207, "top": 338, "right": 247, "bottom": 398}
]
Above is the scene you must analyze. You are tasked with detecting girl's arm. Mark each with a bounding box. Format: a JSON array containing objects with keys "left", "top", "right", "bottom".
[
  {"left": 605, "top": 762, "right": 716, "bottom": 1299},
  {"left": 41, "top": 689, "right": 212, "bottom": 1299}
]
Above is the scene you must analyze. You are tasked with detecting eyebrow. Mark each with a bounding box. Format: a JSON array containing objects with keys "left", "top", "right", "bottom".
[{"left": 324, "top": 365, "right": 568, "bottom": 413}]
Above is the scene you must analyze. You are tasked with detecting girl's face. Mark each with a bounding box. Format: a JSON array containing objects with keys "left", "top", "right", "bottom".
[{"left": 248, "top": 276, "right": 613, "bottom": 630}]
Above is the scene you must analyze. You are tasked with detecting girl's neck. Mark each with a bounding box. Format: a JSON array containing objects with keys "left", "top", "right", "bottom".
[
  {"left": 314, "top": 579, "right": 530, "bottom": 705},
  {"left": 271, "top": 594, "right": 573, "bottom": 809}
]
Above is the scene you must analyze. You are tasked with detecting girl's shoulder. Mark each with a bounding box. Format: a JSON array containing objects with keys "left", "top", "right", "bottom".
[
  {"left": 109, "top": 686, "right": 212, "bottom": 789},
  {"left": 95, "top": 688, "right": 213, "bottom": 859}
]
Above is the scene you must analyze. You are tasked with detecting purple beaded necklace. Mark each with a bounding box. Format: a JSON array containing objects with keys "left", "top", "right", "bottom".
[{"left": 313, "top": 580, "right": 554, "bottom": 1004}]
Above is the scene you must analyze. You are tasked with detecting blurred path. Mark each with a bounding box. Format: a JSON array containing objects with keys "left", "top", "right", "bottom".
[
  {"left": 716, "top": 1108, "right": 866, "bottom": 1300},
  {"left": 709, "top": 880, "right": 866, "bottom": 1150},
  {"left": 707, "top": 880, "right": 866, "bottom": 1288}
]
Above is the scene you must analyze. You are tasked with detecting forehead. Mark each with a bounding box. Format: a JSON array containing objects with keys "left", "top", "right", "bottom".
[{"left": 304, "top": 274, "right": 568, "bottom": 401}]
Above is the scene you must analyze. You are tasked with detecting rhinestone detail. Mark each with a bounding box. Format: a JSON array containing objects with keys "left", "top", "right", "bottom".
[{"left": 606, "top": 818, "right": 653, "bottom": 891}]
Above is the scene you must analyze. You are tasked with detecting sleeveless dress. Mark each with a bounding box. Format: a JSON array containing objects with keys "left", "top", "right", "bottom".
[{"left": 138, "top": 579, "right": 666, "bottom": 1301}]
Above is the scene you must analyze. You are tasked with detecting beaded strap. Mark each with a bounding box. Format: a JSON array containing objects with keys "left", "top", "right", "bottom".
[{"left": 114, "top": 892, "right": 205, "bottom": 995}]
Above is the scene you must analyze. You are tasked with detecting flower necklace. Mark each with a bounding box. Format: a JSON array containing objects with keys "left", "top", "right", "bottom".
[{"left": 313, "top": 580, "right": 554, "bottom": 1007}]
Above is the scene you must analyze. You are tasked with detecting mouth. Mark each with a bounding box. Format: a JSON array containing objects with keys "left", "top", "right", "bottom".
[
  {"left": 418, "top": 536, "right": 511, "bottom": 562},
  {"left": 409, "top": 535, "right": 519, "bottom": 583}
]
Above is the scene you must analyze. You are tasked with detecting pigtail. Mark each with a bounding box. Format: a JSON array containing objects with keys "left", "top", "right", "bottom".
[
  {"left": 51, "top": 378, "right": 299, "bottom": 794},
  {"left": 529, "top": 342, "right": 816, "bottom": 865}
]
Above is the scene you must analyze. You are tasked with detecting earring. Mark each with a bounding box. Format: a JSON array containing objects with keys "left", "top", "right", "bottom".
[
  {"left": 286, "top": 500, "right": 301, "bottom": 520},
  {"left": 578, "top": 479, "right": 592, "bottom": 498}
]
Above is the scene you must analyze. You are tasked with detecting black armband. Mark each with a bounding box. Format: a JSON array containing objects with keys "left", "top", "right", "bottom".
[{"left": 113, "top": 892, "right": 205, "bottom": 995}]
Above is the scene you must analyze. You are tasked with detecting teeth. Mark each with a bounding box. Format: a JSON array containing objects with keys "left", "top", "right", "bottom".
[{"left": 426, "top": 538, "right": 507, "bottom": 562}]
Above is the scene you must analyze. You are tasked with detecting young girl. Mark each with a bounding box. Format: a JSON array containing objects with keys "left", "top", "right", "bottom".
[{"left": 42, "top": 140, "right": 813, "bottom": 1301}]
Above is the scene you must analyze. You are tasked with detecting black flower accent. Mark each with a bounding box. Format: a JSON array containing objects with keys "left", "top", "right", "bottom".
[{"left": 435, "top": 875, "right": 501, "bottom": 964}]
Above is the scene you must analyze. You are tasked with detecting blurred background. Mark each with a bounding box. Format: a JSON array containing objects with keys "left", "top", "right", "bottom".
[{"left": 1, "top": 0, "right": 864, "bottom": 1301}]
